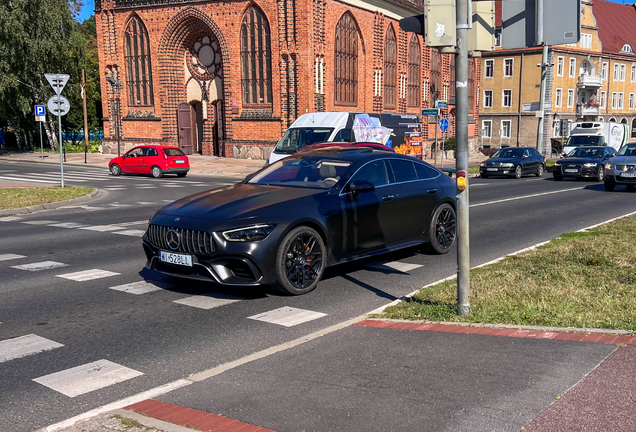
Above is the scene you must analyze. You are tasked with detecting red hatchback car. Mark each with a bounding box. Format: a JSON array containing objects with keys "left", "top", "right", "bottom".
[{"left": 109, "top": 145, "right": 190, "bottom": 178}]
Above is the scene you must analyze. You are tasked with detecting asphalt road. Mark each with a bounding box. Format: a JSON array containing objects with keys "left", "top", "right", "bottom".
[{"left": 1, "top": 161, "right": 635, "bottom": 431}]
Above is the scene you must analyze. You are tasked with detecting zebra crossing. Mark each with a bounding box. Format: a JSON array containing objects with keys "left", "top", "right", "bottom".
[{"left": 0, "top": 217, "right": 149, "bottom": 237}]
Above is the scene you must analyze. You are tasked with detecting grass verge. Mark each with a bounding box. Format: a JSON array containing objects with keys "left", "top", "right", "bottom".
[
  {"left": 376, "top": 214, "right": 636, "bottom": 331},
  {"left": 0, "top": 187, "right": 93, "bottom": 210}
]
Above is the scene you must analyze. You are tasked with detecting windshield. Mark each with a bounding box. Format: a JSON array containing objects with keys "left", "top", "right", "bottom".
[
  {"left": 566, "top": 136, "right": 604, "bottom": 147},
  {"left": 567, "top": 147, "right": 604, "bottom": 158},
  {"left": 248, "top": 157, "right": 352, "bottom": 189},
  {"left": 618, "top": 144, "right": 636, "bottom": 156},
  {"left": 492, "top": 148, "right": 522, "bottom": 158},
  {"left": 274, "top": 128, "right": 334, "bottom": 154}
]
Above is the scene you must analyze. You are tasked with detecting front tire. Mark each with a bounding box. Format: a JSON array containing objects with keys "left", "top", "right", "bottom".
[
  {"left": 151, "top": 166, "right": 163, "bottom": 178},
  {"left": 597, "top": 167, "right": 604, "bottom": 182},
  {"left": 110, "top": 164, "right": 121, "bottom": 176},
  {"left": 536, "top": 164, "right": 544, "bottom": 177},
  {"left": 273, "top": 226, "right": 326, "bottom": 295},
  {"left": 514, "top": 165, "right": 523, "bottom": 179},
  {"left": 604, "top": 179, "right": 616, "bottom": 191},
  {"left": 427, "top": 203, "right": 456, "bottom": 254}
]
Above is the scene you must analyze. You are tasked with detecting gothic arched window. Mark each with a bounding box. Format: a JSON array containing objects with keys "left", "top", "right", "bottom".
[
  {"left": 335, "top": 13, "right": 358, "bottom": 106},
  {"left": 430, "top": 49, "right": 441, "bottom": 102},
  {"left": 241, "top": 6, "right": 273, "bottom": 106},
  {"left": 384, "top": 26, "right": 397, "bottom": 109},
  {"left": 407, "top": 34, "right": 420, "bottom": 107},
  {"left": 124, "top": 16, "right": 154, "bottom": 106}
]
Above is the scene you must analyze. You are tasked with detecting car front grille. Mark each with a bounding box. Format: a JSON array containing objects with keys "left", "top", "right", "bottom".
[
  {"left": 485, "top": 162, "right": 501, "bottom": 167},
  {"left": 147, "top": 224, "right": 215, "bottom": 255},
  {"left": 615, "top": 165, "right": 636, "bottom": 172}
]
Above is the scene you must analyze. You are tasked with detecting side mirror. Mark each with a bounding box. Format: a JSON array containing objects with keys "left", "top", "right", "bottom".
[
  {"left": 347, "top": 180, "right": 375, "bottom": 194},
  {"left": 609, "top": 153, "right": 616, "bottom": 158}
]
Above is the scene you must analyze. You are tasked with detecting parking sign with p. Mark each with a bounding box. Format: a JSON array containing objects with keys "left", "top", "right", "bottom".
[{"left": 35, "top": 104, "right": 46, "bottom": 122}]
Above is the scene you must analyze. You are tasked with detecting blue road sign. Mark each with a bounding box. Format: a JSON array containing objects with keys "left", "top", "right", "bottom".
[
  {"left": 35, "top": 105, "right": 46, "bottom": 116},
  {"left": 439, "top": 118, "right": 449, "bottom": 131}
]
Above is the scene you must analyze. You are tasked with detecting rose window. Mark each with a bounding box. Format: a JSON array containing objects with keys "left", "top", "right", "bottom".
[{"left": 188, "top": 36, "right": 222, "bottom": 80}]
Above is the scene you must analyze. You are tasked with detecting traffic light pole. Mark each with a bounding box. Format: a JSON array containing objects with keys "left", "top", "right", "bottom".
[{"left": 455, "top": 0, "right": 470, "bottom": 315}]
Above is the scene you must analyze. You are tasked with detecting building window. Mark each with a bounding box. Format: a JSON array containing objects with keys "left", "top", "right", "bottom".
[
  {"left": 495, "top": 30, "right": 501, "bottom": 47},
  {"left": 430, "top": 49, "right": 441, "bottom": 103},
  {"left": 241, "top": 7, "right": 273, "bottom": 107},
  {"left": 407, "top": 34, "right": 420, "bottom": 107},
  {"left": 632, "top": 65, "right": 636, "bottom": 83},
  {"left": 384, "top": 26, "right": 397, "bottom": 109},
  {"left": 124, "top": 16, "right": 154, "bottom": 107},
  {"left": 619, "top": 92, "right": 624, "bottom": 109},
  {"left": 580, "top": 33, "right": 592, "bottom": 49},
  {"left": 614, "top": 64, "right": 619, "bottom": 81},
  {"left": 612, "top": 91, "right": 618, "bottom": 109},
  {"left": 556, "top": 57, "right": 564, "bottom": 76},
  {"left": 503, "top": 58, "right": 513, "bottom": 77},
  {"left": 621, "top": 44, "right": 633, "bottom": 54},
  {"left": 482, "top": 120, "right": 492, "bottom": 138},
  {"left": 569, "top": 58, "right": 576, "bottom": 77},
  {"left": 620, "top": 64, "right": 626, "bottom": 82},
  {"left": 483, "top": 90, "right": 493, "bottom": 108},
  {"left": 484, "top": 59, "right": 494, "bottom": 78},
  {"left": 555, "top": 88, "right": 563, "bottom": 108},
  {"left": 630, "top": 93, "right": 635, "bottom": 110},
  {"left": 468, "top": 59, "right": 475, "bottom": 115},
  {"left": 334, "top": 13, "right": 358, "bottom": 106},
  {"left": 567, "top": 89, "right": 575, "bottom": 108},
  {"left": 600, "top": 91, "right": 606, "bottom": 109},
  {"left": 501, "top": 120, "right": 511, "bottom": 139},
  {"left": 502, "top": 89, "right": 512, "bottom": 108},
  {"left": 602, "top": 62, "right": 608, "bottom": 80}
]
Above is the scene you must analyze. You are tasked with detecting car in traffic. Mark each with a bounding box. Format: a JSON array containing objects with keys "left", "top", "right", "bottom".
[
  {"left": 109, "top": 145, "right": 190, "bottom": 178},
  {"left": 479, "top": 147, "right": 546, "bottom": 179},
  {"left": 143, "top": 147, "right": 457, "bottom": 295},
  {"left": 295, "top": 141, "right": 395, "bottom": 155},
  {"left": 553, "top": 146, "right": 615, "bottom": 181},
  {"left": 604, "top": 142, "right": 636, "bottom": 191}
]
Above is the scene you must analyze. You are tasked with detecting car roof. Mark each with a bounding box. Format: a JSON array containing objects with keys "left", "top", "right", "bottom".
[{"left": 285, "top": 146, "right": 419, "bottom": 164}]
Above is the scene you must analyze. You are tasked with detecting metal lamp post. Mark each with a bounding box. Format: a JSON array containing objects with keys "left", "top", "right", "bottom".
[{"left": 106, "top": 75, "right": 123, "bottom": 157}]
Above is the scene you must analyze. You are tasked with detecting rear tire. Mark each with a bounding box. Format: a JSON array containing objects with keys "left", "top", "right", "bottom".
[
  {"left": 536, "top": 164, "right": 544, "bottom": 177},
  {"left": 427, "top": 203, "right": 456, "bottom": 254},
  {"left": 604, "top": 179, "right": 616, "bottom": 191},
  {"left": 514, "top": 165, "right": 522, "bottom": 179},
  {"left": 151, "top": 166, "right": 163, "bottom": 178},
  {"left": 110, "top": 164, "right": 121, "bottom": 176},
  {"left": 177, "top": 172, "right": 187, "bottom": 178},
  {"left": 273, "top": 226, "right": 326, "bottom": 295}
]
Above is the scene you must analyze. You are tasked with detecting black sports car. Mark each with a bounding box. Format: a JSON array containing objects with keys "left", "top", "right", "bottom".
[
  {"left": 553, "top": 146, "right": 616, "bottom": 181},
  {"left": 480, "top": 147, "right": 545, "bottom": 179},
  {"left": 143, "top": 147, "right": 457, "bottom": 295}
]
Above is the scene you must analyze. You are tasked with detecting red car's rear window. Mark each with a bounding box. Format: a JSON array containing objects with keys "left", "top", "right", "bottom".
[{"left": 163, "top": 148, "right": 185, "bottom": 157}]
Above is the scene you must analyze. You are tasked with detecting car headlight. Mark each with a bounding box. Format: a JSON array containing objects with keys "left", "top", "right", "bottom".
[
  {"left": 222, "top": 224, "right": 276, "bottom": 242},
  {"left": 501, "top": 163, "right": 514, "bottom": 167},
  {"left": 583, "top": 163, "right": 598, "bottom": 167},
  {"left": 606, "top": 162, "right": 614, "bottom": 170},
  {"left": 480, "top": 163, "right": 485, "bottom": 167}
]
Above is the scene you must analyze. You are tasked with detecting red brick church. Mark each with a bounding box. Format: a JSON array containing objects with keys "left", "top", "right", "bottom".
[{"left": 96, "top": 0, "right": 481, "bottom": 158}]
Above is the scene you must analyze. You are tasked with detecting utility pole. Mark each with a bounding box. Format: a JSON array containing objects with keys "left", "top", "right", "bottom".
[
  {"left": 79, "top": 69, "right": 91, "bottom": 164},
  {"left": 536, "top": 0, "right": 549, "bottom": 155},
  {"left": 455, "top": 0, "right": 470, "bottom": 315}
]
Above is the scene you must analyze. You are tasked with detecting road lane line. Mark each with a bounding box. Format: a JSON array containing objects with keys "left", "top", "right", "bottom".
[
  {"left": 56, "top": 269, "right": 120, "bottom": 281},
  {"left": 0, "top": 334, "right": 64, "bottom": 363},
  {"left": 470, "top": 186, "right": 583, "bottom": 207}
]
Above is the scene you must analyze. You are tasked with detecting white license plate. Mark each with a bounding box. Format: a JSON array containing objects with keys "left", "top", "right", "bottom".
[
  {"left": 487, "top": 168, "right": 498, "bottom": 171},
  {"left": 175, "top": 160, "right": 185, "bottom": 164},
  {"left": 159, "top": 250, "right": 192, "bottom": 267},
  {"left": 620, "top": 172, "right": 636, "bottom": 178},
  {"left": 564, "top": 169, "right": 578, "bottom": 173}
]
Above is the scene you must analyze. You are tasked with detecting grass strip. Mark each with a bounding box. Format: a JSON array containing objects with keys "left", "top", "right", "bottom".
[
  {"left": 377, "top": 215, "right": 636, "bottom": 331},
  {"left": 0, "top": 187, "right": 93, "bottom": 210}
]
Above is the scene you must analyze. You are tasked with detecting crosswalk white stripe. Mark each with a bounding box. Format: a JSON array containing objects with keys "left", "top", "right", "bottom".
[
  {"left": 0, "top": 253, "right": 26, "bottom": 261},
  {"left": 32, "top": 359, "right": 143, "bottom": 397},
  {"left": 25, "top": 173, "right": 88, "bottom": 182},
  {"left": 0, "top": 175, "right": 56, "bottom": 184},
  {"left": 173, "top": 293, "right": 243, "bottom": 310},
  {"left": 248, "top": 307, "right": 327, "bottom": 327},
  {"left": 12, "top": 261, "right": 69, "bottom": 271},
  {"left": 43, "top": 171, "right": 110, "bottom": 178},
  {"left": 104, "top": 187, "right": 125, "bottom": 190},
  {"left": 79, "top": 225, "right": 126, "bottom": 232},
  {"left": 48, "top": 222, "right": 89, "bottom": 229},
  {"left": 113, "top": 229, "right": 145, "bottom": 237},
  {"left": 109, "top": 281, "right": 162, "bottom": 295},
  {"left": 108, "top": 203, "right": 132, "bottom": 207},
  {"left": 114, "top": 220, "right": 148, "bottom": 226},
  {"left": 56, "top": 269, "right": 120, "bottom": 281},
  {"left": 136, "top": 201, "right": 157, "bottom": 205},
  {"left": 361, "top": 261, "right": 423, "bottom": 273},
  {"left": 21, "top": 220, "right": 59, "bottom": 225},
  {"left": 0, "top": 216, "right": 23, "bottom": 222},
  {"left": 0, "top": 334, "right": 64, "bottom": 363}
]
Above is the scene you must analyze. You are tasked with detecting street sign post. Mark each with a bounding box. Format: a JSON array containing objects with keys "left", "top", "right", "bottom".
[
  {"left": 35, "top": 105, "right": 46, "bottom": 159},
  {"left": 439, "top": 118, "right": 449, "bottom": 168},
  {"left": 439, "top": 118, "right": 449, "bottom": 131},
  {"left": 45, "top": 73, "right": 71, "bottom": 188},
  {"left": 436, "top": 100, "right": 448, "bottom": 109},
  {"left": 422, "top": 108, "right": 440, "bottom": 116}
]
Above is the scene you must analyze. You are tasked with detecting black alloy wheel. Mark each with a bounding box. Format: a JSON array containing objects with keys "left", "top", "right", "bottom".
[
  {"left": 274, "top": 226, "right": 326, "bottom": 295},
  {"left": 597, "top": 167, "right": 604, "bottom": 182},
  {"left": 110, "top": 164, "right": 121, "bottom": 176},
  {"left": 427, "top": 203, "right": 456, "bottom": 254},
  {"left": 514, "top": 165, "right": 523, "bottom": 179},
  {"left": 536, "top": 164, "right": 544, "bottom": 177}
]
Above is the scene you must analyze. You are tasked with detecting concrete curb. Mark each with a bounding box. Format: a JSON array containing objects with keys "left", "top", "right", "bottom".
[{"left": 0, "top": 188, "right": 100, "bottom": 216}]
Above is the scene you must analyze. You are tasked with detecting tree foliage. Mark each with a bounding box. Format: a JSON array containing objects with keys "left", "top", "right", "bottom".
[{"left": 0, "top": 0, "right": 101, "bottom": 149}]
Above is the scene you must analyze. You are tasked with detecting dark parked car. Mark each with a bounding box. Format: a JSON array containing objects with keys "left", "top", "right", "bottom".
[
  {"left": 143, "top": 147, "right": 457, "bottom": 295},
  {"left": 553, "top": 146, "right": 615, "bottom": 181},
  {"left": 479, "top": 147, "right": 546, "bottom": 179},
  {"left": 604, "top": 142, "right": 636, "bottom": 191}
]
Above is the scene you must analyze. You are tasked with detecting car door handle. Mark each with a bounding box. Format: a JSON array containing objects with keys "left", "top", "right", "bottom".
[
  {"left": 427, "top": 188, "right": 438, "bottom": 194},
  {"left": 382, "top": 194, "right": 394, "bottom": 201}
]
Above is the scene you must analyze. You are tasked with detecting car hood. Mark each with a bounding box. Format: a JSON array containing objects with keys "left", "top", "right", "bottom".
[
  {"left": 557, "top": 157, "right": 603, "bottom": 165},
  {"left": 484, "top": 157, "right": 522, "bottom": 165},
  {"left": 157, "top": 184, "right": 329, "bottom": 221},
  {"left": 609, "top": 155, "right": 636, "bottom": 165}
]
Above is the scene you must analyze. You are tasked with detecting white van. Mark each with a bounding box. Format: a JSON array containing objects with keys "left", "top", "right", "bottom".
[
  {"left": 563, "top": 121, "right": 629, "bottom": 155},
  {"left": 267, "top": 112, "right": 420, "bottom": 164}
]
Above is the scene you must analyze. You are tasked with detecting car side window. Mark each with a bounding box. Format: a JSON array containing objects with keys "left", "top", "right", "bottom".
[
  {"left": 388, "top": 159, "right": 418, "bottom": 183},
  {"left": 146, "top": 148, "right": 158, "bottom": 157},
  {"left": 349, "top": 160, "right": 390, "bottom": 187},
  {"left": 523, "top": 149, "right": 531, "bottom": 158},
  {"left": 414, "top": 163, "right": 438, "bottom": 180},
  {"left": 127, "top": 148, "right": 144, "bottom": 157},
  {"left": 332, "top": 129, "right": 352, "bottom": 142}
]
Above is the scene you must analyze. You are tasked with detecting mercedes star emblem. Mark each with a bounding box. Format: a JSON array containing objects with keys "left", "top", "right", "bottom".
[{"left": 166, "top": 229, "right": 180, "bottom": 250}]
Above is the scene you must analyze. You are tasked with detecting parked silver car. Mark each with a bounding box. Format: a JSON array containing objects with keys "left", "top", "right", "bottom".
[{"left": 604, "top": 143, "right": 636, "bottom": 191}]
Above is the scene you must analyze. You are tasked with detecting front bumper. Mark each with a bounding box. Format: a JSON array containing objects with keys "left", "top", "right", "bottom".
[
  {"left": 480, "top": 167, "right": 514, "bottom": 176},
  {"left": 553, "top": 165, "right": 600, "bottom": 178},
  {"left": 604, "top": 171, "right": 636, "bottom": 184}
]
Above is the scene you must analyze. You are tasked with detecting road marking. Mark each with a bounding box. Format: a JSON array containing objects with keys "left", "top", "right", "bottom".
[
  {"left": 0, "top": 216, "right": 23, "bottom": 222},
  {"left": 248, "top": 306, "right": 327, "bottom": 327},
  {"left": 470, "top": 187, "right": 583, "bottom": 207},
  {"left": 21, "top": 220, "right": 59, "bottom": 225},
  {"left": 362, "top": 260, "right": 423, "bottom": 273},
  {"left": 104, "top": 187, "right": 125, "bottom": 191},
  {"left": 48, "top": 222, "right": 89, "bottom": 229},
  {"left": 162, "top": 200, "right": 173, "bottom": 203},
  {"left": 109, "top": 281, "right": 162, "bottom": 295},
  {"left": 173, "top": 293, "right": 243, "bottom": 309},
  {"left": 0, "top": 175, "right": 56, "bottom": 183},
  {"left": 137, "top": 186, "right": 157, "bottom": 189},
  {"left": 61, "top": 205, "right": 105, "bottom": 211},
  {"left": 25, "top": 173, "right": 88, "bottom": 182},
  {"left": 136, "top": 201, "right": 157, "bottom": 205},
  {"left": 113, "top": 229, "right": 145, "bottom": 237},
  {"left": 33, "top": 359, "right": 143, "bottom": 398},
  {"left": 108, "top": 203, "right": 133, "bottom": 207},
  {"left": 0, "top": 334, "right": 64, "bottom": 363},
  {"left": 79, "top": 225, "right": 126, "bottom": 232},
  {"left": 56, "top": 269, "right": 120, "bottom": 282},
  {"left": 12, "top": 261, "right": 69, "bottom": 271},
  {"left": 115, "top": 220, "right": 148, "bottom": 226},
  {"left": 0, "top": 253, "right": 26, "bottom": 261},
  {"left": 163, "top": 185, "right": 185, "bottom": 188}
]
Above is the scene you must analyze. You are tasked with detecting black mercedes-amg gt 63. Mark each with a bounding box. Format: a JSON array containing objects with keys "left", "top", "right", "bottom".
[{"left": 143, "top": 147, "right": 457, "bottom": 295}]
